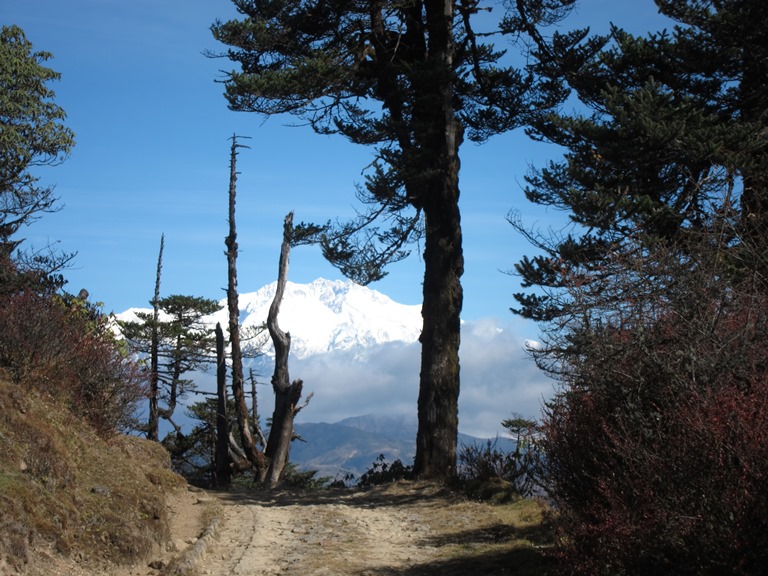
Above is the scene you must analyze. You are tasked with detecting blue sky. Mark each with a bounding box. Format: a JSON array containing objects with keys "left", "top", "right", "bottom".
[{"left": 5, "top": 0, "right": 669, "bottom": 323}]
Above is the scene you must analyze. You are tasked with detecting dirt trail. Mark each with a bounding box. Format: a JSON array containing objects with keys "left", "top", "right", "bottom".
[
  {"left": 192, "top": 481, "right": 552, "bottom": 576},
  {"left": 200, "top": 486, "right": 440, "bottom": 575}
]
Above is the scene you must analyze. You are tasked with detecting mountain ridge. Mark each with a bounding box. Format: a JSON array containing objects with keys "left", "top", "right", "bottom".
[
  {"left": 291, "top": 414, "right": 518, "bottom": 481},
  {"left": 115, "top": 277, "right": 545, "bottom": 441}
]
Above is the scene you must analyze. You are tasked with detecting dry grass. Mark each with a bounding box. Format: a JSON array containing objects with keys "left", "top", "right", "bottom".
[
  {"left": 0, "top": 372, "right": 186, "bottom": 573},
  {"left": 431, "top": 495, "right": 556, "bottom": 576},
  {"left": 380, "top": 481, "right": 557, "bottom": 576}
]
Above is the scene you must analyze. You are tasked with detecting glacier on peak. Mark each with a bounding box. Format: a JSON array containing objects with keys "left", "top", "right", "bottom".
[{"left": 116, "top": 278, "right": 422, "bottom": 359}]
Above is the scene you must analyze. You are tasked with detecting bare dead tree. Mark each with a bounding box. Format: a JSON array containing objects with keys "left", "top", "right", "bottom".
[
  {"left": 224, "top": 134, "right": 267, "bottom": 475},
  {"left": 148, "top": 233, "right": 164, "bottom": 442},
  {"left": 264, "top": 212, "right": 312, "bottom": 487},
  {"left": 249, "top": 368, "right": 268, "bottom": 449},
  {"left": 214, "top": 322, "right": 231, "bottom": 487}
]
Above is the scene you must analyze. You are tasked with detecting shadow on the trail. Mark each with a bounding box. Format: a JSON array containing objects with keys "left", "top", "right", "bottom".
[
  {"left": 212, "top": 480, "right": 458, "bottom": 509},
  {"left": 424, "top": 516, "right": 554, "bottom": 549},
  {"left": 385, "top": 519, "right": 557, "bottom": 576},
  {"left": 362, "top": 544, "right": 556, "bottom": 576}
]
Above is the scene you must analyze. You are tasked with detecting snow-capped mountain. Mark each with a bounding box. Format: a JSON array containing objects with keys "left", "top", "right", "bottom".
[
  {"left": 117, "top": 278, "right": 422, "bottom": 359},
  {"left": 116, "top": 278, "right": 551, "bottom": 439}
]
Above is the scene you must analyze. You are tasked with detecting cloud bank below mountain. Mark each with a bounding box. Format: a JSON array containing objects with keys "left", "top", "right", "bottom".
[{"left": 265, "top": 316, "right": 553, "bottom": 438}]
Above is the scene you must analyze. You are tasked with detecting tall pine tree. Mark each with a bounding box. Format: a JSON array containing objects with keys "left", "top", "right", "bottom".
[
  {"left": 0, "top": 25, "right": 75, "bottom": 245},
  {"left": 119, "top": 295, "right": 221, "bottom": 437},
  {"left": 211, "top": 0, "right": 575, "bottom": 479}
]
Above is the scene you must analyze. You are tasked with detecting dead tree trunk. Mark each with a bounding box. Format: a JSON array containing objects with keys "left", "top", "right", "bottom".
[
  {"left": 148, "top": 233, "right": 164, "bottom": 442},
  {"left": 249, "top": 368, "right": 267, "bottom": 449},
  {"left": 264, "top": 212, "right": 307, "bottom": 487},
  {"left": 224, "top": 135, "right": 266, "bottom": 475},
  {"left": 214, "top": 322, "right": 231, "bottom": 487}
]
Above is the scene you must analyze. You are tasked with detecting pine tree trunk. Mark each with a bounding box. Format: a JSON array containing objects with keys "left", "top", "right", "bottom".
[
  {"left": 415, "top": 186, "right": 463, "bottom": 479},
  {"left": 413, "top": 0, "right": 464, "bottom": 480},
  {"left": 148, "top": 234, "right": 164, "bottom": 442}
]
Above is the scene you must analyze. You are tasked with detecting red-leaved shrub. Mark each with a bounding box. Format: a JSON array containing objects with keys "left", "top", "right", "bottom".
[
  {"left": 541, "top": 289, "right": 768, "bottom": 575},
  {"left": 0, "top": 289, "right": 146, "bottom": 435}
]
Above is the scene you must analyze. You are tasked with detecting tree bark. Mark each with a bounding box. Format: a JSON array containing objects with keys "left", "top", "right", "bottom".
[
  {"left": 148, "top": 233, "right": 164, "bottom": 442},
  {"left": 264, "top": 212, "right": 305, "bottom": 487},
  {"left": 225, "top": 135, "right": 266, "bottom": 473},
  {"left": 413, "top": 0, "right": 464, "bottom": 480},
  {"left": 214, "top": 322, "right": 231, "bottom": 487}
]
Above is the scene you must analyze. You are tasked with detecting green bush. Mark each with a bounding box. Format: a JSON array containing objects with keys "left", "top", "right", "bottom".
[
  {"left": 458, "top": 439, "right": 539, "bottom": 498},
  {"left": 358, "top": 454, "right": 414, "bottom": 487}
]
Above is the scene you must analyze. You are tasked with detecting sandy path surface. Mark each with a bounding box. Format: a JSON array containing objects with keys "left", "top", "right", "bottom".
[{"left": 199, "top": 487, "right": 439, "bottom": 575}]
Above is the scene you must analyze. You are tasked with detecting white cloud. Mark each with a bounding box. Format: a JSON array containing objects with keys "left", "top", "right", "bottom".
[
  {"left": 183, "top": 318, "right": 554, "bottom": 439},
  {"left": 261, "top": 318, "right": 552, "bottom": 438},
  {"left": 458, "top": 318, "right": 555, "bottom": 437},
  {"left": 289, "top": 341, "right": 421, "bottom": 424}
]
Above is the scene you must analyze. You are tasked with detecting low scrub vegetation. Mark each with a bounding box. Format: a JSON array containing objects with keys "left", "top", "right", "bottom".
[
  {"left": 357, "top": 454, "right": 415, "bottom": 487},
  {"left": 0, "top": 284, "right": 146, "bottom": 436},
  {"left": 534, "top": 236, "right": 768, "bottom": 576},
  {"left": 458, "top": 416, "right": 541, "bottom": 501}
]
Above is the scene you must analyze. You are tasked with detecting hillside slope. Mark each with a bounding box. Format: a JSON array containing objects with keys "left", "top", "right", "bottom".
[
  {"left": 291, "top": 416, "right": 519, "bottom": 481},
  {"left": 0, "top": 372, "right": 190, "bottom": 575}
]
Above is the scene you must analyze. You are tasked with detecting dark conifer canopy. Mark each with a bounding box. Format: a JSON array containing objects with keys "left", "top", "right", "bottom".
[{"left": 512, "top": 0, "right": 768, "bottom": 322}]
